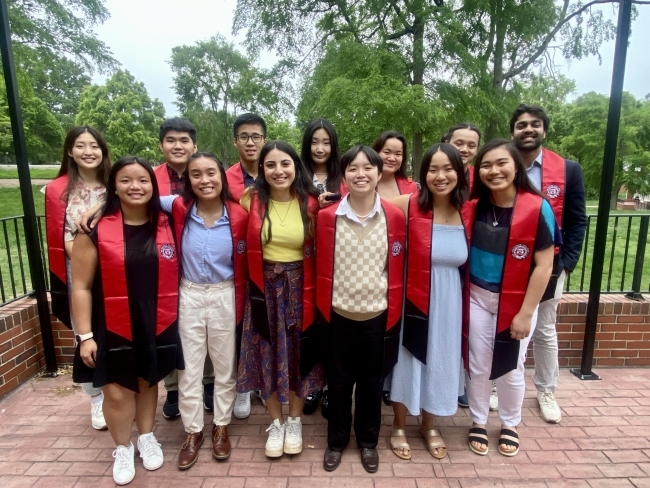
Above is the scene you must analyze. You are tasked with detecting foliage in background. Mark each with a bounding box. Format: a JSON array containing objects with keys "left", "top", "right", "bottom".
[{"left": 75, "top": 70, "right": 165, "bottom": 161}]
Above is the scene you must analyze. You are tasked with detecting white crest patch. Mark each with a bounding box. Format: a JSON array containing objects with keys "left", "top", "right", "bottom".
[
  {"left": 160, "top": 243, "right": 175, "bottom": 260},
  {"left": 546, "top": 184, "right": 561, "bottom": 199},
  {"left": 391, "top": 241, "right": 403, "bottom": 257},
  {"left": 511, "top": 243, "right": 530, "bottom": 260}
]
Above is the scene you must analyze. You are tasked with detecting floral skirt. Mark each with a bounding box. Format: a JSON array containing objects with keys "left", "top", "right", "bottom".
[{"left": 237, "top": 261, "right": 324, "bottom": 402}]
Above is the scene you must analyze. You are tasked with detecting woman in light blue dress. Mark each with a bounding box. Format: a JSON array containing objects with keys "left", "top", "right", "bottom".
[{"left": 389, "top": 143, "right": 469, "bottom": 460}]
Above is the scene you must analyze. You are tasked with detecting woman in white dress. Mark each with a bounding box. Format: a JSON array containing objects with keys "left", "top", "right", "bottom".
[{"left": 389, "top": 143, "right": 470, "bottom": 460}]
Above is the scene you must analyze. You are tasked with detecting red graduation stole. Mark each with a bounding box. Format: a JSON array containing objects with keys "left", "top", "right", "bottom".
[
  {"left": 97, "top": 210, "right": 179, "bottom": 341},
  {"left": 247, "top": 193, "right": 318, "bottom": 339},
  {"left": 540, "top": 148, "right": 565, "bottom": 230},
  {"left": 461, "top": 190, "right": 542, "bottom": 377},
  {"left": 44, "top": 175, "right": 71, "bottom": 327},
  {"left": 170, "top": 197, "right": 249, "bottom": 328},
  {"left": 316, "top": 198, "right": 406, "bottom": 376},
  {"left": 226, "top": 162, "right": 246, "bottom": 202},
  {"left": 403, "top": 194, "right": 471, "bottom": 364},
  {"left": 154, "top": 163, "right": 172, "bottom": 197},
  {"left": 396, "top": 176, "right": 418, "bottom": 195},
  {"left": 466, "top": 166, "right": 475, "bottom": 190}
]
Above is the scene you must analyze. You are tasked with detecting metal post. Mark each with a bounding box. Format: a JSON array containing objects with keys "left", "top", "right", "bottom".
[
  {"left": 625, "top": 216, "right": 648, "bottom": 301},
  {"left": 571, "top": 0, "right": 633, "bottom": 380},
  {"left": 0, "top": 0, "right": 57, "bottom": 374}
]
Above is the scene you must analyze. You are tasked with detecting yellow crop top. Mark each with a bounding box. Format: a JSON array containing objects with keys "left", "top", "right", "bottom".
[{"left": 240, "top": 194, "right": 304, "bottom": 262}]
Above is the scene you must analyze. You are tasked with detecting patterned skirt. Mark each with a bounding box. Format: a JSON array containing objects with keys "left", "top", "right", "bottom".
[{"left": 237, "top": 261, "right": 325, "bottom": 402}]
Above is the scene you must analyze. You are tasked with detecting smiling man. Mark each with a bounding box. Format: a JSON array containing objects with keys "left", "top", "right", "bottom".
[
  {"left": 226, "top": 113, "right": 267, "bottom": 202},
  {"left": 506, "top": 104, "right": 587, "bottom": 424}
]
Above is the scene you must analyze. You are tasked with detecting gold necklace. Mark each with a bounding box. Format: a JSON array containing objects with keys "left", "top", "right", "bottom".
[{"left": 272, "top": 200, "right": 293, "bottom": 226}]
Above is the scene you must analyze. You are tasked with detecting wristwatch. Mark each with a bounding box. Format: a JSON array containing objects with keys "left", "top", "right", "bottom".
[{"left": 75, "top": 332, "right": 94, "bottom": 344}]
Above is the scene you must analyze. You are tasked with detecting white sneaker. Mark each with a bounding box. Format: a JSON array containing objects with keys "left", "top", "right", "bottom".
[
  {"left": 137, "top": 432, "right": 163, "bottom": 470},
  {"left": 91, "top": 400, "right": 107, "bottom": 430},
  {"left": 537, "top": 392, "right": 562, "bottom": 424},
  {"left": 112, "top": 443, "right": 135, "bottom": 485},
  {"left": 489, "top": 383, "right": 498, "bottom": 411},
  {"left": 265, "top": 418, "right": 285, "bottom": 458},
  {"left": 234, "top": 392, "right": 251, "bottom": 419},
  {"left": 284, "top": 416, "right": 303, "bottom": 454}
]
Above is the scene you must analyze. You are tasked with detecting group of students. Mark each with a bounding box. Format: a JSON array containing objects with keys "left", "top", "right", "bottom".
[{"left": 45, "top": 106, "right": 586, "bottom": 485}]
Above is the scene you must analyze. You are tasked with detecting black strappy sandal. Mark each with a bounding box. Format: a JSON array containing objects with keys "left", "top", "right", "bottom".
[
  {"left": 498, "top": 428, "right": 519, "bottom": 457},
  {"left": 468, "top": 427, "right": 489, "bottom": 456}
]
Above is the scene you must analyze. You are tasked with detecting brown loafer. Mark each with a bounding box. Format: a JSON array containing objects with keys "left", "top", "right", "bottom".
[
  {"left": 323, "top": 448, "right": 342, "bottom": 472},
  {"left": 212, "top": 424, "right": 231, "bottom": 460},
  {"left": 178, "top": 431, "right": 204, "bottom": 470},
  {"left": 359, "top": 447, "right": 379, "bottom": 473}
]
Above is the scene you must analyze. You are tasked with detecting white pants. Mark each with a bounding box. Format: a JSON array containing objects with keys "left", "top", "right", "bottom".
[
  {"left": 466, "top": 284, "right": 537, "bottom": 427},
  {"left": 178, "top": 278, "right": 237, "bottom": 433},
  {"left": 532, "top": 271, "right": 566, "bottom": 394}
]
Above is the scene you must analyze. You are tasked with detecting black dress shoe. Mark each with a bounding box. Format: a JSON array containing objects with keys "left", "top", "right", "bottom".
[
  {"left": 321, "top": 390, "right": 329, "bottom": 419},
  {"left": 359, "top": 447, "right": 379, "bottom": 473},
  {"left": 204, "top": 383, "right": 214, "bottom": 412},
  {"left": 302, "top": 389, "right": 323, "bottom": 415},
  {"left": 458, "top": 389, "right": 469, "bottom": 408},
  {"left": 323, "top": 448, "right": 342, "bottom": 471},
  {"left": 163, "top": 390, "right": 180, "bottom": 419},
  {"left": 382, "top": 390, "right": 392, "bottom": 406}
]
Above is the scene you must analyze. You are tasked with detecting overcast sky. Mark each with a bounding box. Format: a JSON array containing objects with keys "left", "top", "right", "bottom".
[{"left": 92, "top": 0, "right": 650, "bottom": 116}]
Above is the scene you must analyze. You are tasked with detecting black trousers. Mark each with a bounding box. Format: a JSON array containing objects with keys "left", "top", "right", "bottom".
[{"left": 326, "top": 310, "right": 386, "bottom": 451}]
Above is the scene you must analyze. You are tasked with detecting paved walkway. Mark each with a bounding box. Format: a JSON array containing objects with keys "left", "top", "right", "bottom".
[{"left": 1, "top": 368, "right": 649, "bottom": 487}]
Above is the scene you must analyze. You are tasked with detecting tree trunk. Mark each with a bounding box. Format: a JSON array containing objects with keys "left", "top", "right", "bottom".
[
  {"left": 411, "top": 15, "right": 425, "bottom": 176},
  {"left": 609, "top": 185, "right": 621, "bottom": 211}
]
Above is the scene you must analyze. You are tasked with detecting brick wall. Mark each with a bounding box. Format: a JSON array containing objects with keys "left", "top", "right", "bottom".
[
  {"left": 0, "top": 297, "right": 72, "bottom": 400},
  {"left": 0, "top": 294, "right": 648, "bottom": 401}
]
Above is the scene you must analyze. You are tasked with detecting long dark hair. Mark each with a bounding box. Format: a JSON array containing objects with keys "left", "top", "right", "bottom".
[
  {"left": 470, "top": 139, "right": 545, "bottom": 201},
  {"left": 181, "top": 152, "right": 234, "bottom": 204},
  {"left": 58, "top": 126, "right": 111, "bottom": 199},
  {"left": 102, "top": 156, "right": 161, "bottom": 256},
  {"left": 251, "top": 140, "right": 318, "bottom": 242},
  {"left": 416, "top": 143, "right": 467, "bottom": 212},
  {"left": 300, "top": 118, "right": 342, "bottom": 193},
  {"left": 372, "top": 130, "right": 408, "bottom": 178}
]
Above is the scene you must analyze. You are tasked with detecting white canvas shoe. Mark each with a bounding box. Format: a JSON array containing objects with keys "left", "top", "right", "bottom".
[
  {"left": 137, "top": 432, "right": 164, "bottom": 470},
  {"left": 489, "top": 383, "right": 498, "bottom": 411},
  {"left": 265, "top": 418, "right": 285, "bottom": 458},
  {"left": 537, "top": 392, "right": 562, "bottom": 424},
  {"left": 90, "top": 400, "right": 107, "bottom": 430},
  {"left": 234, "top": 392, "right": 251, "bottom": 419},
  {"left": 284, "top": 416, "right": 303, "bottom": 454},
  {"left": 112, "top": 443, "right": 135, "bottom": 485}
]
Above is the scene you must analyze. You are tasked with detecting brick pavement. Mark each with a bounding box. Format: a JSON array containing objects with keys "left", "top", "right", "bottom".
[{"left": 0, "top": 367, "right": 649, "bottom": 487}]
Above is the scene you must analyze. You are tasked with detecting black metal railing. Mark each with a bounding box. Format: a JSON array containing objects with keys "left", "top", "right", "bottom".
[
  {"left": 566, "top": 214, "right": 650, "bottom": 295},
  {"left": 0, "top": 214, "right": 47, "bottom": 304},
  {"left": 0, "top": 213, "right": 648, "bottom": 306}
]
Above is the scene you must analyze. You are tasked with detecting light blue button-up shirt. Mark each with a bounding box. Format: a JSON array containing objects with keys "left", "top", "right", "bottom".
[
  {"left": 160, "top": 196, "right": 234, "bottom": 284},
  {"left": 526, "top": 150, "right": 543, "bottom": 190}
]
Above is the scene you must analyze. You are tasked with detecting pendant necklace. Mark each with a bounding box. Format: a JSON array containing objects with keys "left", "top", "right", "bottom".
[
  {"left": 492, "top": 204, "right": 509, "bottom": 226},
  {"left": 272, "top": 200, "right": 293, "bottom": 226},
  {"left": 197, "top": 205, "right": 223, "bottom": 221}
]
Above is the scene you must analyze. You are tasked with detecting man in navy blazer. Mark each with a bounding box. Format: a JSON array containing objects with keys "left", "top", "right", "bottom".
[{"left": 505, "top": 104, "right": 587, "bottom": 424}]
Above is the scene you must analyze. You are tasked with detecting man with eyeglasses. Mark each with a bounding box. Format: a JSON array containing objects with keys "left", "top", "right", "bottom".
[
  {"left": 226, "top": 113, "right": 267, "bottom": 419},
  {"left": 227, "top": 113, "right": 267, "bottom": 202}
]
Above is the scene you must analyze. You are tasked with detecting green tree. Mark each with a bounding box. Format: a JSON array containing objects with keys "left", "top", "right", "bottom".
[
  {"left": 559, "top": 92, "right": 650, "bottom": 209},
  {"left": 0, "top": 71, "right": 65, "bottom": 163},
  {"left": 234, "top": 0, "right": 626, "bottom": 172},
  {"left": 75, "top": 70, "right": 165, "bottom": 161},
  {"left": 170, "top": 35, "right": 285, "bottom": 164}
]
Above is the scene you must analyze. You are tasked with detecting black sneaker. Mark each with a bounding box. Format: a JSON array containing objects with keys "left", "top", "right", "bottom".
[
  {"left": 203, "top": 383, "right": 214, "bottom": 412},
  {"left": 321, "top": 390, "right": 329, "bottom": 419},
  {"left": 458, "top": 389, "right": 469, "bottom": 408},
  {"left": 163, "top": 390, "right": 180, "bottom": 419},
  {"left": 303, "top": 389, "right": 323, "bottom": 415},
  {"left": 382, "top": 390, "right": 392, "bottom": 406}
]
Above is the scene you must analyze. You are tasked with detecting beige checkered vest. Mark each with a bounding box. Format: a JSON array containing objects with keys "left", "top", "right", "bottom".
[{"left": 331, "top": 213, "right": 388, "bottom": 314}]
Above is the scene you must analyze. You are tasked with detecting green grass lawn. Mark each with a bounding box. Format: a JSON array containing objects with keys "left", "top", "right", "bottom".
[{"left": 0, "top": 168, "right": 59, "bottom": 179}]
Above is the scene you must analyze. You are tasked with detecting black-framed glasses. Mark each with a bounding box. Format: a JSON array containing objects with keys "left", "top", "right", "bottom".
[{"left": 235, "top": 133, "right": 264, "bottom": 143}]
